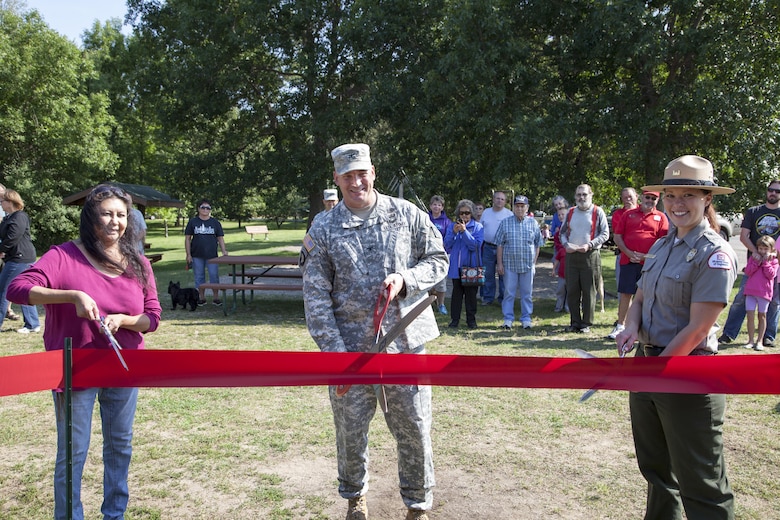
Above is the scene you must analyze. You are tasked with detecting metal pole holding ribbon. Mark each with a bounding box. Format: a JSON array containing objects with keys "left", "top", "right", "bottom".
[{"left": 64, "top": 337, "right": 73, "bottom": 520}]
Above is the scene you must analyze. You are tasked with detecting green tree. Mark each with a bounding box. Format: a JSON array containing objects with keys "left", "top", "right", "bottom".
[{"left": 0, "top": 7, "right": 118, "bottom": 249}]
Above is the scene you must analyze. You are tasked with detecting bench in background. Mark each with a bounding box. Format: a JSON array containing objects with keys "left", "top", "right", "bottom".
[
  {"left": 199, "top": 282, "right": 302, "bottom": 315},
  {"left": 245, "top": 225, "right": 270, "bottom": 240}
]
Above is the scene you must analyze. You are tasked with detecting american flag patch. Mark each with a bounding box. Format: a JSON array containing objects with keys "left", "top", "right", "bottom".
[{"left": 302, "top": 233, "right": 316, "bottom": 253}]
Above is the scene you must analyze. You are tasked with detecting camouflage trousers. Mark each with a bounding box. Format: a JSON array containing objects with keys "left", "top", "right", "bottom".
[{"left": 329, "top": 379, "right": 435, "bottom": 510}]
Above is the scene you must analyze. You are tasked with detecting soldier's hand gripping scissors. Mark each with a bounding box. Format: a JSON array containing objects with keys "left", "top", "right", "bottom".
[{"left": 336, "top": 287, "right": 436, "bottom": 412}]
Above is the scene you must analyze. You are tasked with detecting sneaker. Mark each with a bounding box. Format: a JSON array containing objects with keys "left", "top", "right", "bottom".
[
  {"left": 579, "top": 327, "right": 591, "bottom": 334},
  {"left": 438, "top": 304, "right": 448, "bottom": 315},
  {"left": 197, "top": 299, "right": 207, "bottom": 306},
  {"left": 522, "top": 322, "right": 532, "bottom": 329},
  {"left": 762, "top": 338, "right": 775, "bottom": 348},
  {"left": 499, "top": 324, "right": 512, "bottom": 331},
  {"left": 212, "top": 299, "right": 222, "bottom": 306},
  {"left": 17, "top": 326, "right": 41, "bottom": 334},
  {"left": 405, "top": 510, "right": 429, "bottom": 520},
  {"left": 563, "top": 326, "right": 579, "bottom": 333},
  {"left": 755, "top": 343, "right": 765, "bottom": 351},
  {"left": 481, "top": 300, "right": 493, "bottom": 306},
  {"left": 346, "top": 496, "right": 368, "bottom": 520},
  {"left": 743, "top": 343, "right": 755, "bottom": 350},
  {"left": 718, "top": 334, "right": 733, "bottom": 344},
  {"left": 607, "top": 324, "right": 625, "bottom": 339}
]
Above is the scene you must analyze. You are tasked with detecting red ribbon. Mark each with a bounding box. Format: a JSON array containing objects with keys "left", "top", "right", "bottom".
[{"left": 2, "top": 350, "right": 779, "bottom": 397}]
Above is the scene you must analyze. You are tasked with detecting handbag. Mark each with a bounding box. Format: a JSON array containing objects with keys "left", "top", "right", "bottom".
[{"left": 459, "top": 248, "right": 485, "bottom": 286}]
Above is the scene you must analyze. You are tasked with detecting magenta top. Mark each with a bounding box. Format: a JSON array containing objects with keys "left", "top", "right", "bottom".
[{"left": 7, "top": 241, "right": 161, "bottom": 351}]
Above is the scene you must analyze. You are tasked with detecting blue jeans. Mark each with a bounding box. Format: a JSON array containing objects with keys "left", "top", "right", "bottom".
[
  {"left": 482, "top": 244, "right": 504, "bottom": 303},
  {"left": 53, "top": 387, "right": 138, "bottom": 520},
  {"left": 0, "top": 260, "right": 39, "bottom": 330},
  {"left": 722, "top": 275, "right": 779, "bottom": 341},
  {"left": 192, "top": 257, "right": 220, "bottom": 294},
  {"left": 502, "top": 268, "right": 534, "bottom": 326}
]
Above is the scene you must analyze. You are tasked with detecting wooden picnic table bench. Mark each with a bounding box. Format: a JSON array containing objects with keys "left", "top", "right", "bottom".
[
  {"left": 245, "top": 224, "right": 270, "bottom": 240},
  {"left": 206, "top": 255, "right": 302, "bottom": 314},
  {"left": 199, "top": 282, "right": 302, "bottom": 315}
]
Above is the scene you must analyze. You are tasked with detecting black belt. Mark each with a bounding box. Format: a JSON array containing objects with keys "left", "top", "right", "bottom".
[
  {"left": 643, "top": 345, "right": 716, "bottom": 357},
  {"left": 484, "top": 242, "right": 497, "bottom": 247}
]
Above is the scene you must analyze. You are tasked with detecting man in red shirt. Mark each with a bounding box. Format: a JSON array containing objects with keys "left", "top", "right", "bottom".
[{"left": 608, "top": 190, "right": 669, "bottom": 338}]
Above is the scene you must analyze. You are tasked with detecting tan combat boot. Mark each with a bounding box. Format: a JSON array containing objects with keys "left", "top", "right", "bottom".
[
  {"left": 346, "top": 496, "right": 368, "bottom": 520},
  {"left": 405, "top": 509, "right": 429, "bottom": 520}
]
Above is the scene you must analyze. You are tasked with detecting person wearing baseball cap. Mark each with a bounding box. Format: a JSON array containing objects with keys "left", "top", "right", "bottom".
[
  {"left": 300, "top": 143, "right": 447, "bottom": 520},
  {"left": 494, "top": 195, "right": 544, "bottom": 330},
  {"left": 614, "top": 154, "right": 737, "bottom": 519},
  {"left": 322, "top": 188, "right": 339, "bottom": 211},
  {"left": 608, "top": 190, "right": 668, "bottom": 340}
]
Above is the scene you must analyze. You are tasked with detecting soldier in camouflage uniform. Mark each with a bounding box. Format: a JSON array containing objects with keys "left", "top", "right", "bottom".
[{"left": 300, "top": 144, "right": 448, "bottom": 520}]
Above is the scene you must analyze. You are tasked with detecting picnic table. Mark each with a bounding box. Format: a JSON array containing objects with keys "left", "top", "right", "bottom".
[{"left": 203, "top": 255, "right": 302, "bottom": 315}]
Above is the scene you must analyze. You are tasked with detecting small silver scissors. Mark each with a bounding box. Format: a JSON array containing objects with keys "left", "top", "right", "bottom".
[
  {"left": 575, "top": 348, "right": 625, "bottom": 402},
  {"left": 100, "top": 316, "right": 129, "bottom": 371}
]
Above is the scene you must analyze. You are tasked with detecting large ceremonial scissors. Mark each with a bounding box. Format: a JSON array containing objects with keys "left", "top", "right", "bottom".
[{"left": 336, "top": 287, "right": 436, "bottom": 412}]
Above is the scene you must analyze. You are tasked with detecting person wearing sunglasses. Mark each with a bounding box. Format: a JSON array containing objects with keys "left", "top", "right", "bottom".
[
  {"left": 608, "top": 190, "right": 669, "bottom": 339},
  {"left": 443, "top": 199, "right": 484, "bottom": 329},
  {"left": 184, "top": 199, "right": 229, "bottom": 306},
  {"left": 718, "top": 179, "right": 780, "bottom": 348}
]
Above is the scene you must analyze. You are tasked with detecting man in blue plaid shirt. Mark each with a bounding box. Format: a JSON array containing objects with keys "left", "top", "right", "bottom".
[{"left": 495, "top": 195, "right": 544, "bottom": 330}]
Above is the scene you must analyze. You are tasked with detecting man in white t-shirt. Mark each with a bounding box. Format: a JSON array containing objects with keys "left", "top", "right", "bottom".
[
  {"left": 560, "top": 184, "right": 609, "bottom": 333},
  {"left": 480, "top": 191, "right": 513, "bottom": 305}
]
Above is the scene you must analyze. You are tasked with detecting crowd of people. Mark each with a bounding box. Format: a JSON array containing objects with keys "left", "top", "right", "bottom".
[{"left": 4, "top": 145, "right": 771, "bottom": 520}]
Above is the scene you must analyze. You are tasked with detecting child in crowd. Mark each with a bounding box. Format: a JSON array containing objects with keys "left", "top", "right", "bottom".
[
  {"left": 552, "top": 207, "right": 569, "bottom": 313},
  {"left": 428, "top": 195, "right": 450, "bottom": 314},
  {"left": 540, "top": 223, "right": 552, "bottom": 243},
  {"left": 744, "top": 235, "right": 778, "bottom": 351}
]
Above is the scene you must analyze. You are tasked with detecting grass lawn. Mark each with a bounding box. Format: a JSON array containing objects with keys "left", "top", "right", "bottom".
[{"left": 0, "top": 219, "right": 778, "bottom": 519}]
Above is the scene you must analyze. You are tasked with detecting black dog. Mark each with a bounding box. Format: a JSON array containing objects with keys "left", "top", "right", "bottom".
[{"left": 168, "top": 281, "right": 199, "bottom": 311}]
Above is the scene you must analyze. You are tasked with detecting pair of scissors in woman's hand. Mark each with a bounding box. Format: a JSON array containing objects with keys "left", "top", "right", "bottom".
[{"left": 100, "top": 315, "right": 128, "bottom": 371}]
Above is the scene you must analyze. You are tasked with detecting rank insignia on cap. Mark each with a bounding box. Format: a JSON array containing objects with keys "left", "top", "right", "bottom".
[{"left": 707, "top": 251, "right": 732, "bottom": 270}]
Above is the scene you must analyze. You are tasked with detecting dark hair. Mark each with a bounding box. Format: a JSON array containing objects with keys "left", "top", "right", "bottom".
[
  {"left": 79, "top": 184, "right": 149, "bottom": 287},
  {"left": 768, "top": 180, "right": 780, "bottom": 189}
]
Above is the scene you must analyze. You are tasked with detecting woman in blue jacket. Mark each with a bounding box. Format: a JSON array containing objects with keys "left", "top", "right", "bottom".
[{"left": 444, "top": 199, "right": 484, "bottom": 329}]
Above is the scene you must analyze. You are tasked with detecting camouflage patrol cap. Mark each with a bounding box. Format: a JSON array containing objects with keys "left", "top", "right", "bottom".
[{"left": 331, "top": 143, "right": 372, "bottom": 175}]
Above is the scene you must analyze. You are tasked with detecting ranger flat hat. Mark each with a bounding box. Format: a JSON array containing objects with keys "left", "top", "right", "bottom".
[
  {"left": 642, "top": 155, "right": 735, "bottom": 195},
  {"left": 331, "top": 143, "right": 372, "bottom": 175}
]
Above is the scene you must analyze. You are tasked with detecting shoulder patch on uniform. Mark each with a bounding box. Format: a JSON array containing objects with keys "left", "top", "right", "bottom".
[
  {"left": 707, "top": 250, "right": 732, "bottom": 270},
  {"left": 302, "top": 233, "right": 316, "bottom": 253}
]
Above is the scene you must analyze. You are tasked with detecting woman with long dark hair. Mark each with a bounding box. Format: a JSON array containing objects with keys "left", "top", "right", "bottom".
[{"left": 8, "top": 184, "right": 162, "bottom": 520}]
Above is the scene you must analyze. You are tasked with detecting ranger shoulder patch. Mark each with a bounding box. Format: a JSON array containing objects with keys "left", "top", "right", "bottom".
[{"left": 707, "top": 250, "right": 732, "bottom": 270}]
